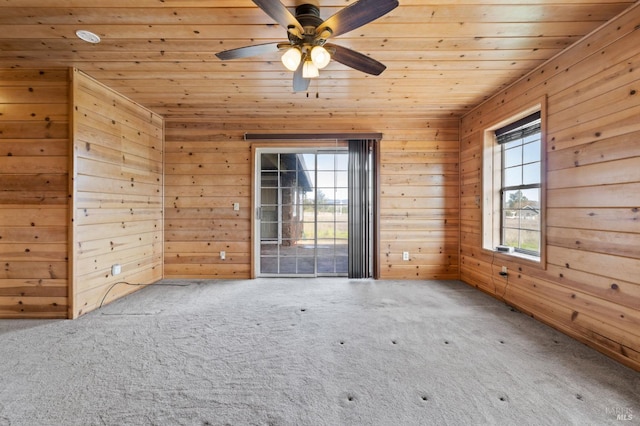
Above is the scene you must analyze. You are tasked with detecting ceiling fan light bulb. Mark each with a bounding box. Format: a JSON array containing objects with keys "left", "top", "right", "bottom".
[
  {"left": 302, "top": 61, "right": 320, "bottom": 79},
  {"left": 281, "top": 47, "right": 302, "bottom": 71},
  {"left": 311, "top": 46, "right": 331, "bottom": 69}
]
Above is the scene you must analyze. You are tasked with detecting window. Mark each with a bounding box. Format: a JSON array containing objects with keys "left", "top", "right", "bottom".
[
  {"left": 496, "top": 112, "right": 541, "bottom": 256},
  {"left": 482, "top": 104, "right": 544, "bottom": 264}
]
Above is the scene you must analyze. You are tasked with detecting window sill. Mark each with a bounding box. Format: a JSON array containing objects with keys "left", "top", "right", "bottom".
[
  {"left": 484, "top": 247, "right": 544, "bottom": 269},
  {"left": 506, "top": 250, "right": 540, "bottom": 263}
]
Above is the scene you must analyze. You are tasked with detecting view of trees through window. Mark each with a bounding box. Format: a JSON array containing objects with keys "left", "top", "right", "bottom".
[{"left": 502, "top": 188, "right": 540, "bottom": 253}]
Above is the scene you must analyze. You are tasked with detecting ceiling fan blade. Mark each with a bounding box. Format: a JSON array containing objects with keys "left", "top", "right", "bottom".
[
  {"left": 326, "top": 43, "right": 387, "bottom": 76},
  {"left": 293, "top": 59, "right": 310, "bottom": 92},
  {"left": 216, "top": 42, "right": 281, "bottom": 60},
  {"left": 317, "top": 0, "right": 398, "bottom": 38},
  {"left": 253, "top": 0, "right": 303, "bottom": 36}
]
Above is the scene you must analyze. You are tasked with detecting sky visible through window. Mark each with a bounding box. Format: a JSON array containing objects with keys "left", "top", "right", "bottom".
[{"left": 300, "top": 152, "right": 348, "bottom": 203}]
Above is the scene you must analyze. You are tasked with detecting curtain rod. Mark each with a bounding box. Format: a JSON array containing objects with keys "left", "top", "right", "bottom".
[{"left": 244, "top": 133, "right": 382, "bottom": 140}]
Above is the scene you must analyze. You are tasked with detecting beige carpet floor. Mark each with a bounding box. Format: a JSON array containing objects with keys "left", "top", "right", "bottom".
[{"left": 0, "top": 278, "right": 638, "bottom": 425}]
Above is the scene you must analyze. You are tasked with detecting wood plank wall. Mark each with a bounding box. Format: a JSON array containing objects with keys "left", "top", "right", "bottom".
[
  {"left": 164, "top": 124, "right": 251, "bottom": 278},
  {"left": 0, "top": 69, "right": 70, "bottom": 318},
  {"left": 164, "top": 116, "right": 459, "bottom": 280},
  {"left": 459, "top": 5, "right": 640, "bottom": 371},
  {"left": 71, "top": 69, "right": 164, "bottom": 317},
  {"left": 380, "top": 124, "right": 460, "bottom": 279}
]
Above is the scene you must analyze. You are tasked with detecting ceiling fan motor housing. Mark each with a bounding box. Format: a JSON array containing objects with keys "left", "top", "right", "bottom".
[{"left": 290, "top": 4, "right": 325, "bottom": 43}]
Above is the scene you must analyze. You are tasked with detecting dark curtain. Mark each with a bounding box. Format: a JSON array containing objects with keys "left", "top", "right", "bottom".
[{"left": 348, "top": 139, "right": 376, "bottom": 278}]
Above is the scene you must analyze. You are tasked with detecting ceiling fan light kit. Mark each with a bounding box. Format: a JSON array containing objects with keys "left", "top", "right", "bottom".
[
  {"left": 216, "top": 0, "right": 399, "bottom": 91},
  {"left": 281, "top": 45, "right": 329, "bottom": 74},
  {"left": 281, "top": 47, "right": 302, "bottom": 71},
  {"left": 310, "top": 46, "right": 331, "bottom": 69},
  {"left": 302, "top": 59, "right": 320, "bottom": 79}
]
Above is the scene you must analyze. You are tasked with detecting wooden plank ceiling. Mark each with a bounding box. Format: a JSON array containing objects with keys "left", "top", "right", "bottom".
[{"left": 0, "top": 0, "right": 635, "bottom": 120}]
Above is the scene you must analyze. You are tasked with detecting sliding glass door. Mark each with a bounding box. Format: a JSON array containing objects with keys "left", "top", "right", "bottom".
[{"left": 256, "top": 149, "right": 348, "bottom": 277}]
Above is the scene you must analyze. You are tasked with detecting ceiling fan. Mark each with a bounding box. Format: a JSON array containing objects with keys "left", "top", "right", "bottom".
[{"left": 215, "top": 0, "right": 399, "bottom": 91}]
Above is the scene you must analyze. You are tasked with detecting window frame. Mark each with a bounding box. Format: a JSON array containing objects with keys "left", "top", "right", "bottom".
[
  {"left": 498, "top": 112, "right": 542, "bottom": 257},
  {"left": 481, "top": 98, "right": 547, "bottom": 268}
]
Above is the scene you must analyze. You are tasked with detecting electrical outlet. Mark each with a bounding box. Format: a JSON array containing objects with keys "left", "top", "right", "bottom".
[
  {"left": 220, "top": 251, "right": 226, "bottom": 260},
  {"left": 402, "top": 251, "right": 409, "bottom": 261},
  {"left": 111, "top": 264, "right": 122, "bottom": 276},
  {"left": 233, "top": 202, "right": 240, "bottom": 211}
]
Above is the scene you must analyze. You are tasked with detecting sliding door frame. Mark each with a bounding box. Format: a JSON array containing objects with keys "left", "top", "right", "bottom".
[{"left": 249, "top": 139, "right": 380, "bottom": 279}]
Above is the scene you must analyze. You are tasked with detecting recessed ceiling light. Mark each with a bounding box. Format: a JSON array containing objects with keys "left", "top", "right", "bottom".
[{"left": 75, "top": 30, "right": 101, "bottom": 44}]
